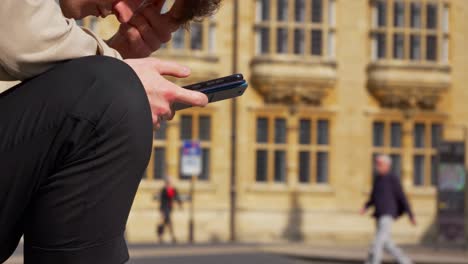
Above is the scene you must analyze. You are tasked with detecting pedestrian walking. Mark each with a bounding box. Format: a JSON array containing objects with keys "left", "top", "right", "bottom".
[
  {"left": 157, "top": 177, "right": 182, "bottom": 243},
  {"left": 361, "top": 154, "right": 417, "bottom": 264}
]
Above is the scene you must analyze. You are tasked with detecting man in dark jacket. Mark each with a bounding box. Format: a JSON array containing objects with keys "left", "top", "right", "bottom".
[
  {"left": 157, "top": 177, "right": 182, "bottom": 243},
  {"left": 361, "top": 154, "right": 416, "bottom": 264}
]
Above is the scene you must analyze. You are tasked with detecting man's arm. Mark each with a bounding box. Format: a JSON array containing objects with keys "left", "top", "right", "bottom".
[
  {"left": 361, "top": 179, "right": 375, "bottom": 214},
  {"left": 393, "top": 177, "right": 415, "bottom": 220},
  {"left": 0, "top": 0, "right": 121, "bottom": 81}
]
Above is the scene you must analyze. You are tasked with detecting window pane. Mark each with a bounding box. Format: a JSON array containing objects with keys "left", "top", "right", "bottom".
[
  {"left": 299, "top": 151, "right": 310, "bottom": 183},
  {"left": 299, "top": 119, "right": 311, "bottom": 144},
  {"left": 410, "top": 35, "right": 421, "bottom": 60},
  {"left": 317, "top": 152, "right": 328, "bottom": 183},
  {"left": 257, "top": 27, "right": 270, "bottom": 54},
  {"left": 390, "top": 154, "right": 401, "bottom": 178},
  {"left": 257, "top": 118, "right": 269, "bottom": 143},
  {"left": 294, "top": 29, "right": 305, "bottom": 55},
  {"left": 190, "top": 23, "right": 203, "bottom": 50},
  {"left": 426, "top": 35, "right": 437, "bottom": 61},
  {"left": 328, "top": 0, "right": 336, "bottom": 26},
  {"left": 311, "top": 30, "right": 322, "bottom": 55},
  {"left": 393, "top": 1, "right": 405, "bottom": 27},
  {"left": 375, "top": 33, "right": 386, "bottom": 59},
  {"left": 431, "top": 124, "right": 442, "bottom": 148},
  {"left": 431, "top": 155, "right": 438, "bottom": 186},
  {"left": 393, "top": 33, "right": 404, "bottom": 59},
  {"left": 155, "top": 120, "right": 167, "bottom": 140},
  {"left": 180, "top": 115, "right": 193, "bottom": 140},
  {"left": 173, "top": 28, "right": 185, "bottom": 49},
  {"left": 154, "top": 147, "right": 166, "bottom": 180},
  {"left": 376, "top": 1, "right": 387, "bottom": 27},
  {"left": 317, "top": 120, "right": 329, "bottom": 145},
  {"left": 277, "top": 0, "right": 288, "bottom": 21},
  {"left": 275, "top": 118, "right": 287, "bottom": 143},
  {"left": 277, "top": 28, "right": 288, "bottom": 54},
  {"left": 256, "top": 150, "right": 268, "bottom": 182},
  {"left": 413, "top": 155, "right": 425, "bottom": 186},
  {"left": 373, "top": 122, "right": 384, "bottom": 147},
  {"left": 200, "top": 148, "right": 210, "bottom": 180},
  {"left": 199, "top": 116, "right": 211, "bottom": 141},
  {"left": 427, "top": 3, "right": 438, "bottom": 29},
  {"left": 311, "top": 0, "right": 323, "bottom": 23},
  {"left": 410, "top": 2, "right": 421, "bottom": 28},
  {"left": 328, "top": 31, "right": 335, "bottom": 58},
  {"left": 208, "top": 24, "right": 216, "bottom": 53},
  {"left": 295, "top": 0, "right": 305, "bottom": 22},
  {"left": 442, "top": 37, "right": 449, "bottom": 63},
  {"left": 442, "top": 5, "right": 449, "bottom": 33},
  {"left": 391, "top": 122, "right": 402, "bottom": 148},
  {"left": 414, "top": 123, "right": 425, "bottom": 148},
  {"left": 274, "top": 150, "right": 287, "bottom": 182},
  {"left": 257, "top": 0, "right": 270, "bottom": 21}
]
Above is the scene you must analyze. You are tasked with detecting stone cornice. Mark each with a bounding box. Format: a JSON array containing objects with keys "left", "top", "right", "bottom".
[
  {"left": 367, "top": 63, "right": 451, "bottom": 110},
  {"left": 251, "top": 57, "right": 337, "bottom": 105}
]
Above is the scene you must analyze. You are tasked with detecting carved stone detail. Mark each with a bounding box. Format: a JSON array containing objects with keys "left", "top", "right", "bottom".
[
  {"left": 367, "top": 63, "right": 451, "bottom": 110},
  {"left": 251, "top": 58, "right": 337, "bottom": 105}
]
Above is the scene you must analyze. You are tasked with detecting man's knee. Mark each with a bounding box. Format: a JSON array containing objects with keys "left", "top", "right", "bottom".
[{"left": 63, "top": 56, "right": 153, "bottom": 166}]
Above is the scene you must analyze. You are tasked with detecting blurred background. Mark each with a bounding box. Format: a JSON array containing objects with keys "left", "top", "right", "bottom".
[
  {"left": 4, "top": 0, "right": 468, "bottom": 263},
  {"left": 115, "top": 0, "right": 468, "bottom": 246}
]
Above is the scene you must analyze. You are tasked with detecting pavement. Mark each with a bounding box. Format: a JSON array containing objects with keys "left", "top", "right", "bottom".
[
  {"left": 261, "top": 244, "right": 468, "bottom": 264},
  {"left": 4, "top": 242, "right": 468, "bottom": 264}
]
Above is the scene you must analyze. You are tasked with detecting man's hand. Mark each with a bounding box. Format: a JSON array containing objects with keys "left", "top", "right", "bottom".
[
  {"left": 410, "top": 217, "right": 417, "bottom": 226},
  {"left": 360, "top": 207, "right": 367, "bottom": 215},
  {"left": 109, "top": 0, "right": 185, "bottom": 58},
  {"left": 125, "top": 58, "right": 208, "bottom": 126}
]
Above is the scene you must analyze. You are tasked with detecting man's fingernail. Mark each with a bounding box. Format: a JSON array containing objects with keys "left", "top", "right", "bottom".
[{"left": 182, "top": 67, "right": 190, "bottom": 75}]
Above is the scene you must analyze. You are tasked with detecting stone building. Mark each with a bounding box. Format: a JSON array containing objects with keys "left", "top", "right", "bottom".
[{"left": 2, "top": 0, "right": 467, "bottom": 245}]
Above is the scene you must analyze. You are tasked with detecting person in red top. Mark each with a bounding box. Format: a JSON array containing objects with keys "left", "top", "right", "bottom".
[{"left": 157, "top": 177, "right": 182, "bottom": 243}]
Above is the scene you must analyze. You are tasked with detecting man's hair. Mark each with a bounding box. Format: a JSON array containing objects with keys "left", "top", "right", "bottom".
[
  {"left": 376, "top": 154, "right": 392, "bottom": 166},
  {"left": 178, "top": 0, "right": 222, "bottom": 23}
]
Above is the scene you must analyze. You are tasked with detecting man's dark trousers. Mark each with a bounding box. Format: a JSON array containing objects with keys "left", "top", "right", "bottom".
[{"left": 0, "top": 56, "right": 153, "bottom": 264}]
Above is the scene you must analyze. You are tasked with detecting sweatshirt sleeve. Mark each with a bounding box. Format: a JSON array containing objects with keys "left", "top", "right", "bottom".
[
  {"left": 0, "top": 0, "right": 121, "bottom": 81},
  {"left": 393, "top": 177, "right": 414, "bottom": 218},
  {"left": 365, "top": 180, "right": 376, "bottom": 209}
]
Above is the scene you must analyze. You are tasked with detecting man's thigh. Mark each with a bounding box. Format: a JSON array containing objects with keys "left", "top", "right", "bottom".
[{"left": 0, "top": 56, "right": 152, "bottom": 264}]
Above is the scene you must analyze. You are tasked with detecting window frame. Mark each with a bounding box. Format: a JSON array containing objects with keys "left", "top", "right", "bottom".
[
  {"left": 297, "top": 115, "right": 331, "bottom": 185},
  {"left": 255, "top": 0, "right": 336, "bottom": 59},
  {"left": 177, "top": 111, "right": 213, "bottom": 181},
  {"left": 370, "top": 0, "right": 450, "bottom": 64},
  {"left": 160, "top": 18, "right": 217, "bottom": 56}
]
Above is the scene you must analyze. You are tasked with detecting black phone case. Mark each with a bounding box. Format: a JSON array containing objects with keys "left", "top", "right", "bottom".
[{"left": 173, "top": 77, "right": 248, "bottom": 111}]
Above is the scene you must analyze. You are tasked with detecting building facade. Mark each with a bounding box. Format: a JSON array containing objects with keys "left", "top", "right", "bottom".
[{"left": 2, "top": 0, "right": 467, "bottom": 245}]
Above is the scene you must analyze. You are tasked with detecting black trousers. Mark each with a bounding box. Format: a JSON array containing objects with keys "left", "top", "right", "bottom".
[{"left": 0, "top": 56, "right": 153, "bottom": 263}]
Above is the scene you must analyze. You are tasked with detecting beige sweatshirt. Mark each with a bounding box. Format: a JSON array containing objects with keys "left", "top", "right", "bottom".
[{"left": 0, "top": 0, "right": 122, "bottom": 94}]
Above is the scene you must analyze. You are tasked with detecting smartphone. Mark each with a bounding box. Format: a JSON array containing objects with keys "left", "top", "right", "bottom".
[{"left": 173, "top": 74, "right": 248, "bottom": 111}]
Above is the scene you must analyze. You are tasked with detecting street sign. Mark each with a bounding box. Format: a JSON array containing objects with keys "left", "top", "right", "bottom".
[
  {"left": 437, "top": 141, "right": 466, "bottom": 242},
  {"left": 181, "top": 140, "right": 202, "bottom": 177}
]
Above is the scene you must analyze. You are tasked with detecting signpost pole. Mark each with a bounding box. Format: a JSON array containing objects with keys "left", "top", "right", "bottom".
[
  {"left": 189, "top": 174, "right": 195, "bottom": 243},
  {"left": 181, "top": 140, "right": 201, "bottom": 244}
]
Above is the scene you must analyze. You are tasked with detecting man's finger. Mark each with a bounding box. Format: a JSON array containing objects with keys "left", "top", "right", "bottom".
[
  {"left": 141, "top": 5, "right": 178, "bottom": 40},
  {"left": 151, "top": 59, "right": 191, "bottom": 78},
  {"left": 173, "top": 87, "right": 208, "bottom": 107},
  {"left": 129, "top": 14, "right": 161, "bottom": 51},
  {"left": 122, "top": 24, "right": 152, "bottom": 57},
  {"left": 114, "top": 0, "right": 145, "bottom": 23}
]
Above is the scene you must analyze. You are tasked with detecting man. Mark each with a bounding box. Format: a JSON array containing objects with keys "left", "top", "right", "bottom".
[
  {"left": 361, "top": 155, "right": 416, "bottom": 264},
  {"left": 0, "top": 0, "right": 221, "bottom": 263},
  {"left": 156, "top": 177, "right": 182, "bottom": 243}
]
